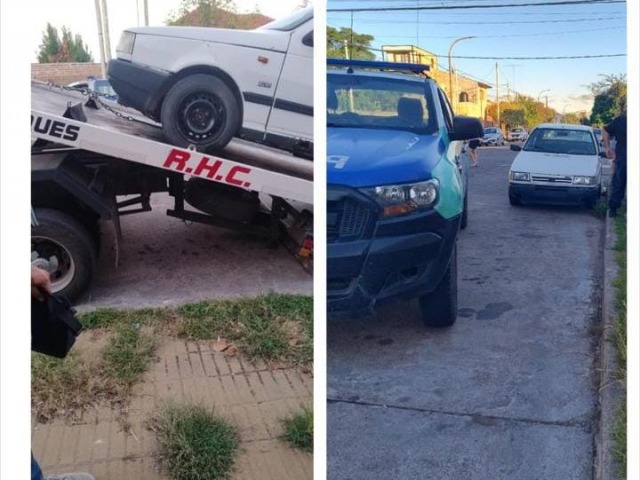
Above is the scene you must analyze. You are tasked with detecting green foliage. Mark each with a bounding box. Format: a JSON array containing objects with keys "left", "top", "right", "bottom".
[
  {"left": 327, "top": 26, "right": 375, "bottom": 60},
  {"left": 589, "top": 74, "right": 626, "bottom": 125},
  {"left": 152, "top": 402, "right": 239, "bottom": 480},
  {"left": 37, "top": 23, "right": 93, "bottom": 63},
  {"left": 167, "top": 0, "right": 239, "bottom": 27},
  {"left": 103, "top": 324, "right": 156, "bottom": 385}
]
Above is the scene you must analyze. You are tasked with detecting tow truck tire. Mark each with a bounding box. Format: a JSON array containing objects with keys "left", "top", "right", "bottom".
[
  {"left": 460, "top": 191, "right": 469, "bottom": 230},
  {"left": 31, "top": 209, "right": 97, "bottom": 301},
  {"left": 161, "top": 74, "right": 241, "bottom": 152},
  {"left": 418, "top": 245, "right": 458, "bottom": 328}
]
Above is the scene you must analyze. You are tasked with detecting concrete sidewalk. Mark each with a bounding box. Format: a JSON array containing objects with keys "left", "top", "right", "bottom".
[{"left": 33, "top": 337, "right": 313, "bottom": 480}]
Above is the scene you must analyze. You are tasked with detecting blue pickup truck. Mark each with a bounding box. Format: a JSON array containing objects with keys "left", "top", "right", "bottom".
[{"left": 327, "top": 59, "right": 483, "bottom": 327}]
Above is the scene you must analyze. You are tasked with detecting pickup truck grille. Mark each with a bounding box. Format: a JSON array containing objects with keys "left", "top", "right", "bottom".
[
  {"left": 531, "top": 175, "right": 572, "bottom": 184},
  {"left": 327, "top": 194, "right": 372, "bottom": 242}
]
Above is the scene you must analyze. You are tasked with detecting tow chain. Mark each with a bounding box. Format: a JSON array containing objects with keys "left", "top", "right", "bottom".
[{"left": 42, "top": 81, "right": 159, "bottom": 127}]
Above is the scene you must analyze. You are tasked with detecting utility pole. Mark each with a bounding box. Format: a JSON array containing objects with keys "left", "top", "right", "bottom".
[
  {"left": 93, "top": 0, "right": 107, "bottom": 77},
  {"left": 344, "top": 40, "right": 354, "bottom": 111},
  {"left": 143, "top": 0, "right": 149, "bottom": 25},
  {"left": 496, "top": 62, "right": 500, "bottom": 128},
  {"left": 100, "top": 0, "right": 112, "bottom": 61}
]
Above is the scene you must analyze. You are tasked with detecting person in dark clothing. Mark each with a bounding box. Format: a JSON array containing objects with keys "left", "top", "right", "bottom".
[
  {"left": 468, "top": 138, "right": 480, "bottom": 166},
  {"left": 602, "top": 106, "right": 627, "bottom": 217}
]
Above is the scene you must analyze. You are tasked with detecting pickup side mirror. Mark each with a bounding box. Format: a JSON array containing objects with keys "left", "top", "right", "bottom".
[
  {"left": 450, "top": 116, "right": 484, "bottom": 141},
  {"left": 510, "top": 144, "right": 522, "bottom": 152}
]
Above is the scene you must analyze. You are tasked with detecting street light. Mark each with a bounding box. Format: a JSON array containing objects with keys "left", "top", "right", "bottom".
[
  {"left": 537, "top": 89, "right": 550, "bottom": 102},
  {"left": 448, "top": 36, "right": 476, "bottom": 113}
]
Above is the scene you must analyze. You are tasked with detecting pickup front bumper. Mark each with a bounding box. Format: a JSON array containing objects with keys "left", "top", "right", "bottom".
[{"left": 327, "top": 187, "right": 460, "bottom": 315}]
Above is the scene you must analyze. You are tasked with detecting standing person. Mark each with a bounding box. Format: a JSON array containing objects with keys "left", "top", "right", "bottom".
[
  {"left": 602, "top": 102, "right": 627, "bottom": 217},
  {"left": 468, "top": 137, "right": 480, "bottom": 167}
]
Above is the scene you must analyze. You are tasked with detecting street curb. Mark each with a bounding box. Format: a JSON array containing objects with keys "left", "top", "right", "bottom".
[{"left": 594, "top": 212, "right": 625, "bottom": 480}]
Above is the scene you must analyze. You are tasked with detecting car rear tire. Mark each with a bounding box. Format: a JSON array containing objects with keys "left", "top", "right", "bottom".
[
  {"left": 418, "top": 245, "right": 458, "bottom": 328},
  {"left": 161, "top": 74, "right": 241, "bottom": 152},
  {"left": 31, "top": 208, "right": 98, "bottom": 301}
]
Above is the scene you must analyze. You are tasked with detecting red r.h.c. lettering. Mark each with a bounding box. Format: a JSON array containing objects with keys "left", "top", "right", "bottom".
[
  {"left": 194, "top": 156, "right": 223, "bottom": 178},
  {"left": 226, "top": 166, "right": 251, "bottom": 187},
  {"left": 163, "top": 149, "right": 190, "bottom": 171}
]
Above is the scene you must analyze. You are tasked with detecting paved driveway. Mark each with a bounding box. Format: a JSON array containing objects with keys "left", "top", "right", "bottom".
[{"left": 327, "top": 146, "right": 605, "bottom": 479}]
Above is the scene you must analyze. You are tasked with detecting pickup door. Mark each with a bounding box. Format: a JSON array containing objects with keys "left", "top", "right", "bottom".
[{"left": 264, "top": 21, "right": 313, "bottom": 144}]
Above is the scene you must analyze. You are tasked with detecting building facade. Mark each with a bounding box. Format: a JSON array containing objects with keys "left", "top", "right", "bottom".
[{"left": 382, "top": 45, "right": 491, "bottom": 120}]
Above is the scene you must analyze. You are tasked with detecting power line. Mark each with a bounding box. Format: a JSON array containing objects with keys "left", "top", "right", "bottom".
[
  {"left": 327, "top": 0, "right": 623, "bottom": 12},
  {"left": 327, "top": 15, "right": 625, "bottom": 24},
  {"left": 342, "top": 24, "right": 625, "bottom": 39}
]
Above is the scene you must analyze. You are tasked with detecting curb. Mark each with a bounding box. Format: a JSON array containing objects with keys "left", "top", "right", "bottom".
[{"left": 594, "top": 211, "right": 625, "bottom": 480}]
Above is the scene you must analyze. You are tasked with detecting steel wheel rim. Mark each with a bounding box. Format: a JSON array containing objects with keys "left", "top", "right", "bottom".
[
  {"left": 31, "top": 236, "right": 76, "bottom": 292},
  {"left": 178, "top": 92, "right": 226, "bottom": 142}
]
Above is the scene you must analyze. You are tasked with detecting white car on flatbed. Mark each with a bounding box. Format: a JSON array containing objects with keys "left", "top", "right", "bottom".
[
  {"left": 508, "top": 123, "right": 605, "bottom": 208},
  {"left": 108, "top": 7, "right": 313, "bottom": 156}
]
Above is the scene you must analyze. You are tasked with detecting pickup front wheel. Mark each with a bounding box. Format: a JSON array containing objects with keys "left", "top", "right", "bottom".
[
  {"left": 418, "top": 244, "right": 458, "bottom": 328},
  {"left": 161, "top": 74, "right": 241, "bottom": 151}
]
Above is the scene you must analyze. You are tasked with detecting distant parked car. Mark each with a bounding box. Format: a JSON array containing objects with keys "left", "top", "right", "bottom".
[
  {"left": 507, "top": 127, "right": 528, "bottom": 142},
  {"left": 508, "top": 123, "right": 605, "bottom": 208},
  {"left": 68, "top": 78, "right": 118, "bottom": 101},
  {"left": 480, "top": 127, "right": 504, "bottom": 146}
]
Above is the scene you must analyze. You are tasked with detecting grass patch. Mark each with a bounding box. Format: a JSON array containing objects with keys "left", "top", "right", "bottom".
[
  {"left": 611, "top": 207, "right": 626, "bottom": 474},
  {"left": 31, "top": 352, "right": 113, "bottom": 422},
  {"left": 151, "top": 402, "right": 239, "bottom": 480},
  {"left": 32, "top": 324, "right": 156, "bottom": 421},
  {"left": 281, "top": 405, "right": 313, "bottom": 453},
  {"left": 80, "top": 307, "right": 172, "bottom": 330},
  {"left": 179, "top": 294, "right": 313, "bottom": 365},
  {"left": 104, "top": 324, "right": 156, "bottom": 385}
]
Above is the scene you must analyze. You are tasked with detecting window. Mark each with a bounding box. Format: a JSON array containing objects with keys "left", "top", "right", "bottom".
[{"left": 459, "top": 92, "right": 469, "bottom": 103}]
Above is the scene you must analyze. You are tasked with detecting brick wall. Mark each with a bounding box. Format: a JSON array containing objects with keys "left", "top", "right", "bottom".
[{"left": 31, "top": 63, "right": 104, "bottom": 86}]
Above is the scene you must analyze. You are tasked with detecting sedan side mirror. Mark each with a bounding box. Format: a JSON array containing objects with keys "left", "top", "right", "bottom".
[
  {"left": 510, "top": 144, "right": 522, "bottom": 152},
  {"left": 450, "top": 116, "right": 484, "bottom": 141}
]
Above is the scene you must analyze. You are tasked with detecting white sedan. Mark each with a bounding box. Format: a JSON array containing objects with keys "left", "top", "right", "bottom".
[{"left": 508, "top": 123, "right": 605, "bottom": 208}]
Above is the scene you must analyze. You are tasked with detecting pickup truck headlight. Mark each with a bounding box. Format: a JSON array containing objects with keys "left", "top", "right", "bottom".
[
  {"left": 572, "top": 176, "right": 595, "bottom": 185},
  {"left": 509, "top": 171, "right": 530, "bottom": 182},
  {"left": 360, "top": 179, "right": 439, "bottom": 217},
  {"left": 116, "top": 31, "right": 136, "bottom": 55}
]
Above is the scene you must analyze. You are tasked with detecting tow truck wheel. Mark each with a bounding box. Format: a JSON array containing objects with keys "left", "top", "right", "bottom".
[
  {"left": 460, "top": 191, "right": 469, "bottom": 230},
  {"left": 31, "top": 209, "right": 97, "bottom": 301},
  {"left": 418, "top": 245, "right": 458, "bottom": 328},
  {"left": 161, "top": 74, "right": 240, "bottom": 152}
]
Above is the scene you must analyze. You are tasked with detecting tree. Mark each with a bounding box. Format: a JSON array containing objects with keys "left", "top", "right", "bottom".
[
  {"left": 588, "top": 73, "right": 626, "bottom": 125},
  {"left": 327, "top": 27, "right": 375, "bottom": 60},
  {"left": 167, "top": 0, "right": 238, "bottom": 27},
  {"left": 37, "top": 24, "right": 93, "bottom": 63}
]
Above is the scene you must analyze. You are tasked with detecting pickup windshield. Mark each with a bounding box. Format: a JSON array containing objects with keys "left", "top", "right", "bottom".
[
  {"left": 523, "top": 128, "right": 597, "bottom": 156},
  {"left": 327, "top": 73, "right": 437, "bottom": 134}
]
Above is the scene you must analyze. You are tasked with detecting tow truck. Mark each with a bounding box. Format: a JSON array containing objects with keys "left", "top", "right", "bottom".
[{"left": 31, "top": 82, "right": 313, "bottom": 300}]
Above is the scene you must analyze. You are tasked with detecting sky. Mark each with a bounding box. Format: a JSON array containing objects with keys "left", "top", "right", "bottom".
[
  {"left": 327, "top": 0, "right": 627, "bottom": 113},
  {"left": 30, "top": 0, "right": 310, "bottom": 64}
]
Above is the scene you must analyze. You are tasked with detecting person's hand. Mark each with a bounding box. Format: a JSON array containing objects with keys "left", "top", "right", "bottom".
[
  {"left": 606, "top": 148, "right": 615, "bottom": 160},
  {"left": 31, "top": 265, "right": 52, "bottom": 301}
]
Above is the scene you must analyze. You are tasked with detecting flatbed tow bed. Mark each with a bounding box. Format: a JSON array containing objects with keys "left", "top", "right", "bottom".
[{"left": 31, "top": 82, "right": 313, "bottom": 300}]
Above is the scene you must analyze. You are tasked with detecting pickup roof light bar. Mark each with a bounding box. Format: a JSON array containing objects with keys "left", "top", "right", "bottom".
[{"left": 327, "top": 58, "right": 431, "bottom": 76}]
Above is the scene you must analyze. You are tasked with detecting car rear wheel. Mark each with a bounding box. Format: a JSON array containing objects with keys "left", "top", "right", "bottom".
[
  {"left": 418, "top": 245, "right": 458, "bottom": 328},
  {"left": 161, "top": 74, "right": 241, "bottom": 152}
]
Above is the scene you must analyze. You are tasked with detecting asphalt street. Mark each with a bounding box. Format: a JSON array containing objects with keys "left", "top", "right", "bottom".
[{"left": 327, "top": 146, "right": 606, "bottom": 480}]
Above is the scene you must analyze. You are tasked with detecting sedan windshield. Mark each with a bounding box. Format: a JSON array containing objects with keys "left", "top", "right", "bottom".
[
  {"left": 327, "top": 73, "right": 437, "bottom": 134},
  {"left": 523, "top": 128, "right": 596, "bottom": 156}
]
